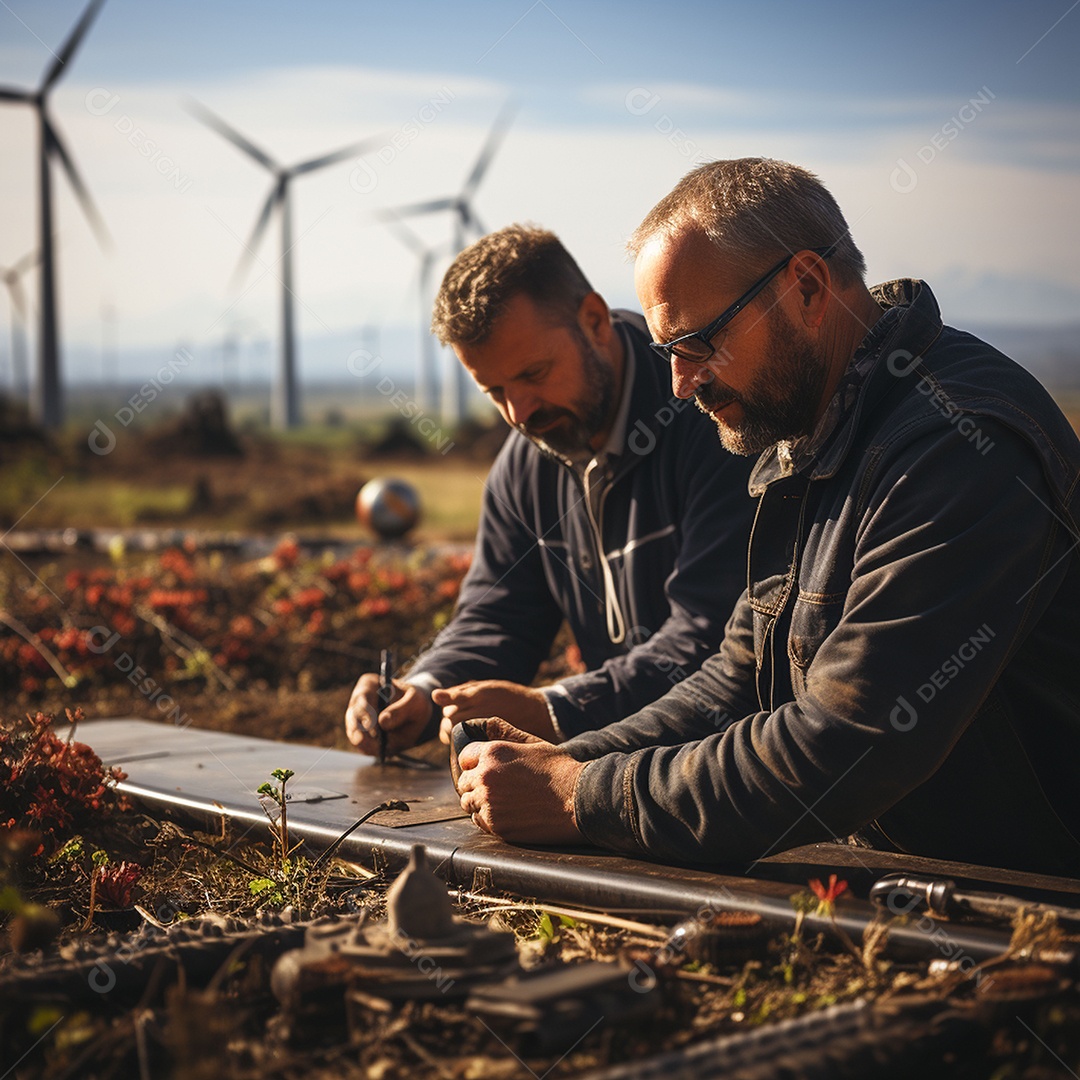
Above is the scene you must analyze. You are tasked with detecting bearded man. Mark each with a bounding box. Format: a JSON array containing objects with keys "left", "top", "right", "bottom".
[
  {"left": 454, "top": 161, "right": 1080, "bottom": 877},
  {"left": 345, "top": 224, "right": 755, "bottom": 754}
]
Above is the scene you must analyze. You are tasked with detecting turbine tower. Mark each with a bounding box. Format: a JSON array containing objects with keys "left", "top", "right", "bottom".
[
  {"left": 378, "top": 101, "right": 516, "bottom": 426},
  {"left": 0, "top": 0, "right": 111, "bottom": 429},
  {"left": 382, "top": 219, "right": 452, "bottom": 415},
  {"left": 188, "top": 100, "right": 380, "bottom": 429},
  {"left": 0, "top": 251, "right": 38, "bottom": 403}
]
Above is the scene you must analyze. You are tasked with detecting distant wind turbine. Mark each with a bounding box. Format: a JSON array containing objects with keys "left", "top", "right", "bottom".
[
  {"left": 188, "top": 100, "right": 381, "bottom": 429},
  {"left": 0, "top": 250, "right": 39, "bottom": 402},
  {"left": 383, "top": 219, "right": 453, "bottom": 415},
  {"left": 377, "top": 101, "right": 516, "bottom": 426},
  {"left": 0, "top": 0, "right": 111, "bottom": 429}
]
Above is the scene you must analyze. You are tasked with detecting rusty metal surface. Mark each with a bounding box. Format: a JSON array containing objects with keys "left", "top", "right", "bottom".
[
  {"left": 85, "top": 717, "right": 466, "bottom": 835},
  {"left": 81, "top": 719, "right": 1080, "bottom": 914}
]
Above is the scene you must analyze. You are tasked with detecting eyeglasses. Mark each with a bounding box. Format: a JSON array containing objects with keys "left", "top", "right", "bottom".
[{"left": 648, "top": 243, "right": 839, "bottom": 364}]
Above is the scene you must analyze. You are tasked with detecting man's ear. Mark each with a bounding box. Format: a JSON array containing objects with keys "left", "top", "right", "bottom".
[
  {"left": 577, "top": 291, "right": 612, "bottom": 346},
  {"left": 787, "top": 250, "right": 831, "bottom": 329}
]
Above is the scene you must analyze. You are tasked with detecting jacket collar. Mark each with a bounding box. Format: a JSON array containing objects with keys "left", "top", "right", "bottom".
[{"left": 749, "top": 279, "right": 944, "bottom": 496}]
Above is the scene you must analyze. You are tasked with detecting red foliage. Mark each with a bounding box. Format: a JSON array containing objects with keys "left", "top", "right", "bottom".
[
  {"left": 293, "top": 587, "right": 326, "bottom": 610},
  {"left": 95, "top": 860, "right": 143, "bottom": 907},
  {"left": 0, "top": 709, "right": 129, "bottom": 854},
  {"left": 2, "top": 544, "right": 471, "bottom": 699},
  {"left": 159, "top": 547, "right": 195, "bottom": 583},
  {"left": 273, "top": 537, "right": 301, "bottom": 570},
  {"left": 809, "top": 874, "right": 849, "bottom": 905}
]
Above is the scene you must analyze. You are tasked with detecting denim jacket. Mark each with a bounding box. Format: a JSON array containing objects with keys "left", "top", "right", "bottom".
[
  {"left": 407, "top": 313, "right": 756, "bottom": 738},
  {"left": 567, "top": 281, "right": 1080, "bottom": 876}
]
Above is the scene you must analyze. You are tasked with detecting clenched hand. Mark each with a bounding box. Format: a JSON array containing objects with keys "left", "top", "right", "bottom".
[{"left": 454, "top": 717, "right": 584, "bottom": 845}]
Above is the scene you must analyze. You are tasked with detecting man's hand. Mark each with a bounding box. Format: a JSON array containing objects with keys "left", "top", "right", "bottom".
[
  {"left": 344, "top": 674, "right": 432, "bottom": 756},
  {"left": 455, "top": 718, "right": 585, "bottom": 845},
  {"left": 434, "top": 680, "right": 557, "bottom": 745}
]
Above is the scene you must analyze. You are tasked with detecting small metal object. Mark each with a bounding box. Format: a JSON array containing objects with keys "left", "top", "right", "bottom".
[
  {"left": 870, "top": 873, "right": 1080, "bottom": 931},
  {"left": 468, "top": 959, "right": 659, "bottom": 1053},
  {"left": 376, "top": 648, "right": 394, "bottom": 765},
  {"left": 662, "top": 909, "right": 768, "bottom": 966},
  {"left": 272, "top": 845, "right": 518, "bottom": 1015},
  {"left": 450, "top": 718, "right": 490, "bottom": 789}
]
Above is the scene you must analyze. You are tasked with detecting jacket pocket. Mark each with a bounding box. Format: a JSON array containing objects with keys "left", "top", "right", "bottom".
[{"left": 788, "top": 592, "right": 844, "bottom": 697}]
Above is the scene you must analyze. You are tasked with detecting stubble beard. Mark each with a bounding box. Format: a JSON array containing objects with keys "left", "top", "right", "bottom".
[{"left": 522, "top": 330, "right": 616, "bottom": 458}]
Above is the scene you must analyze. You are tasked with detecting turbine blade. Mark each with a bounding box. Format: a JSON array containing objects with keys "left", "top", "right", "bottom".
[
  {"left": 14, "top": 250, "right": 40, "bottom": 276},
  {"left": 462, "top": 99, "right": 516, "bottom": 198},
  {"left": 420, "top": 251, "right": 436, "bottom": 287},
  {"left": 231, "top": 184, "right": 281, "bottom": 289},
  {"left": 45, "top": 117, "right": 111, "bottom": 250},
  {"left": 0, "top": 86, "right": 34, "bottom": 102},
  {"left": 464, "top": 204, "right": 487, "bottom": 238},
  {"left": 43, "top": 0, "right": 107, "bottom": 92},
  {"left": 8, "top": 277, "right": 29, "bottom": 318},
  {"left": 290, "top": 134, "right": 384, "bottom": 176},
  {"left": 185, "top": 98, "right": 277, "bottom": 171},
  {"left": 383, "top": 217, "right": 426, "bottom": 258},
  {"left": 382, "top": 196, "right": 456, "bottom": 219}
]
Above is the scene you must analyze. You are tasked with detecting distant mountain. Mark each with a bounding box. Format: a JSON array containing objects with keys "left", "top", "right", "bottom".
[{"left": 966, "top": 322, "right": 1080, "bottom": 391}]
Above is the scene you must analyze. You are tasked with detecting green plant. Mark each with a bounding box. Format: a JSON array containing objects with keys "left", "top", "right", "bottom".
[
  {"left": 536, "top": 911, "right": 577, "bottom": 945},
  {"left": 256, "top": 768, "right": 296, "bottom": 869}
]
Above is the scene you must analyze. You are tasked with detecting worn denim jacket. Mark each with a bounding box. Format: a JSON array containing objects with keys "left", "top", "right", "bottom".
[
  {"left": 567, "top": 280, "right": 1080, "bottom": 876},
  {"left": 407, "top": 313, "right": 756, "bottom": 738}
]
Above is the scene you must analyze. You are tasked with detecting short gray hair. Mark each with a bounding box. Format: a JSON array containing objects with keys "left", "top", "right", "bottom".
[{"left": 628, "top": 158, "right": 866, "bottom": 286}]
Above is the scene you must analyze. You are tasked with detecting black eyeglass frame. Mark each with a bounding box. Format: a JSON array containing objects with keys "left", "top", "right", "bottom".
[{"left": 648, "top": 242, "right": 839, "bottom": 364}]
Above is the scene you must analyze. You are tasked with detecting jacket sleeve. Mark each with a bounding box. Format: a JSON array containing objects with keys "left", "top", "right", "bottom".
[
  {"left": 561, "top": 588, "right": 759, "bottom": 757},
  {"left": 571, "top": 421, "right": 1073, "bottom": 863},
  {"left": 546, "top": 417, "right": 755, "bottom": 737},
  {"left": 406, "top": 439, "right": 564, "bottom": 693}
]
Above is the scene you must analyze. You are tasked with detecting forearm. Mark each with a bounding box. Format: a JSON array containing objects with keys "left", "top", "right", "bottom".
[{"left": 407, "top": 605, "right": 558, "bottom": 690}]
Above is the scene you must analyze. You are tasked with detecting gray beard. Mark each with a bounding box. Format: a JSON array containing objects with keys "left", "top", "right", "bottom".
[{"left": 695, "top": 312, "right": 827, "bottom": 457}]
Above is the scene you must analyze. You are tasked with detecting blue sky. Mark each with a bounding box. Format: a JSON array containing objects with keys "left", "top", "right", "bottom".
[
  {"left": 9, "top": 1, "right": 1078, "bottom": 103},
  {"left": 1, "top": 0, "right": 1078, "bottom": 389}
]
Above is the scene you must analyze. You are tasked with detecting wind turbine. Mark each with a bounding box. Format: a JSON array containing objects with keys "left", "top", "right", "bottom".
[
  {"left": 0, "top": 251, "right": 38, "bottom": 403},
  {"left": 188, "top": 100, "right": 381, "bottom": 430},
  {"left": 377, "top": 101, "right": 516, "bottom": 426},
  {"left": 0, "top": 0, "right": 111, "bottom": 429},
  {"left": 383, "top": 219, "right": 453, "bottom": 415}
]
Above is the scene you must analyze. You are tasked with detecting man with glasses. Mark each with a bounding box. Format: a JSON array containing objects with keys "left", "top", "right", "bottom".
[
  {"left": 455, "top": 159, "right": 1080, "bottom": 877},
  {"left": 346, "top": 224, "right": 755, "bottom": 756}
]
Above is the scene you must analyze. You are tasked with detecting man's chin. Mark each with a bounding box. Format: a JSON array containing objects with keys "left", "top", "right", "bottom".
[
  {"left": 713, "top": 417, "right": 779, "bottom": 457},
  {"left": 532, "top": 430, "right": 589, "bottom": 457}
]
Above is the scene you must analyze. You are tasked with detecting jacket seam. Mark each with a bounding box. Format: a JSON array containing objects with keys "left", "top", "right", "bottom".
[{"left": 623, "top": 750, "right": 647, "bottom": 853}]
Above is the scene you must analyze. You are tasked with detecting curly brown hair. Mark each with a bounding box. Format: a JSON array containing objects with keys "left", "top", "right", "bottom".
[{"left": 431, "top": 224, "right": 593, "bottom": 346}]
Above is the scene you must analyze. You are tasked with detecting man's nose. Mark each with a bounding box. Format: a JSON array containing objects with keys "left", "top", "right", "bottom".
[
  {"left": 670, "top": 356, "right": 712, "bottom": 400},
  {"left": 504, "top": 390, "right": 536, "bottom": 428}
]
